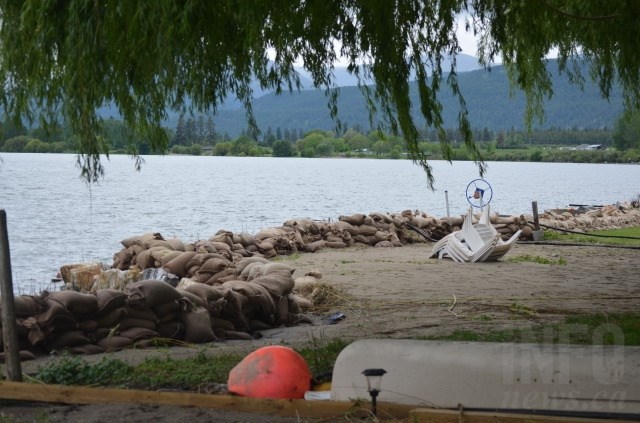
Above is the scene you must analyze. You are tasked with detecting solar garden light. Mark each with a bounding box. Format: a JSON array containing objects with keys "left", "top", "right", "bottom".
[{"left": 362, "top": 368, "right": 386, "bottom": 417}]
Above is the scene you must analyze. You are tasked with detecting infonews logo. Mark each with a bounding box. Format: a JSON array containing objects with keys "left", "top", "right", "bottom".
[
  {"left": 499, "top": 322, "right": 632, "bottom": 412},
  {"left": 501, "top": 390, "right": 628, "bottom": 412}
]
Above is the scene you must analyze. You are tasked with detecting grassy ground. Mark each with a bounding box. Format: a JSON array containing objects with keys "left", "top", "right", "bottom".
[
  {"left": 28, "top": 312, "right": 639, "bottom": 391},
  {"left": 543, "top": 225, "right": 640, "bottom": 247}
]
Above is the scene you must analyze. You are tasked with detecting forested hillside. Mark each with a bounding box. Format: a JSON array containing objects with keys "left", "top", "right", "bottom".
[{"left": 200, "top": 59, "right": 623, "bottom": 137}]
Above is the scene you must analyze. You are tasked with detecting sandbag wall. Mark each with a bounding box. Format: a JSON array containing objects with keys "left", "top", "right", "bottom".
[
  {"left": 537, "top": 201, "right": 640, "bottom": 232},
  {"left": 1, "top": 260, "right": 319, "bottom": 359}
]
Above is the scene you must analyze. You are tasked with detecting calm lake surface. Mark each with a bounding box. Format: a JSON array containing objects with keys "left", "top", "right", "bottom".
[{"left": 1, "top": 153, "right": 638, "bottom": 293}]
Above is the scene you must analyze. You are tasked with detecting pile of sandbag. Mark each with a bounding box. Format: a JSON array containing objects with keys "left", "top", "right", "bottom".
[
  {"left": 537, "top": 201, "right": 640, "bottom": 232},
  {"left": 2, "top": 261, "right": 320, "bottom": 358}
]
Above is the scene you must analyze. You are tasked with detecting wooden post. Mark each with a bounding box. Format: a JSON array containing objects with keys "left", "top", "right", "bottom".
[
  {"left": 532, "top": 201, "right": 540, "bottom": 231},
  {"left": 0, "top": 209, "right": 23, "bottom": 381}
]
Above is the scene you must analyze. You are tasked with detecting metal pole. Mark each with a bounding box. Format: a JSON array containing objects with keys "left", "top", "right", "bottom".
[
  {"left": 444, "top": 190, "right": 450, "bottom": 217},
  {"left": 532, "top": 201, "right": 540, "bottom": 231},
  {"left": 0, "top": 209, "right": 23, "bottom": 381}
]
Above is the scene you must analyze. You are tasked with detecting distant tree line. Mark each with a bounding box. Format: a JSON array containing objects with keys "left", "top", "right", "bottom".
[{"left": 2, "top": 111, "right": 638, "bottom": 165}]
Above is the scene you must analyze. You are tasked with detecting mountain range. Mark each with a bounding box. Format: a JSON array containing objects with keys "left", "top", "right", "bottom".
[{"left": 104, "top": 55, "right": 624, "bottom": 137}]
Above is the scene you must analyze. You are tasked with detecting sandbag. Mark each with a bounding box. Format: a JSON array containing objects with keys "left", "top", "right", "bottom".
[
  {"left": 135, "top": 250, "right": 154, "bottom": 270},
  {"left": 339, "top": 213, "right": 365, "bottom": 226},
  {"left": 162, "top": 251, "right": 198, "bottom": 277},
  {"left": 95, "top": 289, "right": 127, "bottom": 316},
  {"left": 157, "top": 321, "right": 185, "bottom": 340},
  {"left": 177, "top": 289, "right": 208, "bottom": 308},
  {"left": 204, "top": 268, "right": 234, "bottom": 285},
  {"left": 118, "top": 317, "right": 157, "bottom": 331},
  {"left": 251, "top": 273, "right": 295, "bottom": 298},
  {"left": 165, "top": 237, "right": 186, "bottom": 252},
  {"left": 13, "top": 295, "right": 47, "bottom": 317},
  {"left": 200, "top": 257, "right": 229, "bottom": 274},
  {"left": 125, "top": 279, "right": 184, "bottom": 308},
  {"left": 223, "top": 331, "right": 254, "bottom": 340},
  {"left": 122, "top": 305, "right": 159, "bottom": 323},
  {"left": 68, "top": 343, "right": 105, "bottom": 355},
  {"left": 97, "top": 335, "right": 133, "bottom": 352},
  {"left": 256, "top": 262, "right": 295, "bottom": 277},
  {"left": 181, "top": 308, "right": 217, "bottom": 343},
  {"left": 49, "top": 330, "right": 90, "bottom": 351},
  {"left": 47, "top": 291, "right": 98, "bottom": 315},
  {"left": 119, "top": 327, "right": 159, "bottom": 342},
  {"left": 305, "top": 240, "right": 326, "bottom": 253},
  {"left": 96, "top": 307, "right": 123, "bottom": 328},
  {"left": 77, "top": 319, "right": 98, "bottom": 332}
]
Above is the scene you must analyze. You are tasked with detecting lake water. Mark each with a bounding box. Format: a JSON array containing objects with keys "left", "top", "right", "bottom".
[{"left": 1, "top": 153, "right": 638, "bottom": 293}]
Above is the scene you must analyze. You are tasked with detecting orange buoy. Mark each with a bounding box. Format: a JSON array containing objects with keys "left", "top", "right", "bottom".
[{"left": 227, "top": 345, "right": 312, "bottom": 399}]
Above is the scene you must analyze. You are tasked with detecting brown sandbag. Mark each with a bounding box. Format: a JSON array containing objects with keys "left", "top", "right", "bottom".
[
  {"left": 352, "top": 234, "right": 373, "bottom": 244},
  {"left": 223, "top": 281, "right": 276, "bottom": 324},
  {"left": 222, "top": 330, "right": 253, "bottom": 341},
  {"left": 183, "top": 283, "right": 228, "bottom": 302},
  {"left": 257, "top": 262, "right": 295, "bottom": 277},
  {"left": 13, "top": 295, "right": 47, "bottom": 317},
  {"left": 120, "top": 235, "right": 142, "bottom": 248},
  {"left": 23, "top": 299, "right": 76, "bottom": 332},
  {"left": 77, "top": 319, "right": 98, "bottom": 332},
  {"left": 157, "top": 321, "right": 185, "bottom": 340},
  {"left": 97, "top": 335, "right": 133, "bottom": 352},
  {"left": 339, "top": 213, "right": 365, "bottom": 226},
  {"left": 357, "top": 224, "right": 378, "bottom": 236},
  {"left": 49, "top": 330, "right": 90, "bottom": 351},
  {"left": 47, "top": 291, "right": 99, "bottom": 315},
  {"left": 305, "top": 240, "right": 326, "bottom": 253},
  {"left": 251, "top": 272, "right": 295, "bottom": 298},
  {"left": 122, "top": 305, "right": 159, "bottom": 323},
  {"left": 181, "top": 308, "right": 217, "bottom": 343},
  {"left": 96, "top": 289, "right": 127, "bottom": 317},
  {"left": 238, "top": 233, "right": 257, "bottom": 247},
  {"left": 275, "top": 295, "right": 289, "bottom": 326},
  {"left": 153, "top": 300, "right": 180, "bottom": 318},
  {"left": 249, "top": 319, "right": 272, "bottom": 331},
  {"left": 177, "top": 289, "right": 208, "bottom": 308},
  {"left": 239, "top": 261, "right": 265, "bottom": 280},
  {"left": 156, "top": 250, "right": 183, "bottom": 266},
  {"left": 158, "top": 311, "right": 179, "bottom": 324},
  {"left": 162, "top": 251, "right": 198, "bottom": 278},
  {"left": 0, "top": 350, "right": 37, "bottom": 363},
  {"left": 261, "top": 248, "right": 277, "bottom": 259},
  {"left": 165, "top": 237, "right": 186, "bottom": 252},
  {"left": 290, "top": 294, "right": 313, "bottom": 312},
  {"left": 119, "top": 327, "right": 159, "bottom": 342},
  {"left": 210, "top": 231, "right": 235, "bottom": 248},
  {"left": 145, "top": 239, "right": 174, "bottom": 250},
  {"left": 333, "top": 220, "right": 359, "bottom": 235},
  {"left": 96, "top": 307, "right": 123, "bottom": 328},
  {"left": 325, "top": 241, "right": 347, "bottom": 249},
  {"left": 375, "top": 240, "right": 395, "bottom": 248},
  {"left": 200, "top": 257, "right": 229, "bottom": 274},
  {"left": 135, "top": 250, "right": 154, "bottom": 270},
  {"left": 220, "top": 290, "right": 249, "bottom": 331},
  {"left": 205, "top": 268, "right": 234, "bottom": 285},
  {"left": 68, "top": 343, "right": 105, "bottom": 355},
  {"left": 118, "top": 317, "right": 157, "bottom": 331},
  {"left": 211, "top": 318, "right": 235, "bottom": 331},
  {"left": 210, "top": 241, "right": 232, "bottom": 252},
  {"left": 125, "top": 279, "right": 184, "bottom": 308}
]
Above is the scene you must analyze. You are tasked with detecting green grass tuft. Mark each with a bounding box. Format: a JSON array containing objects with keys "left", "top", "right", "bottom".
[{"left": 506, "top": 254, "right": 566, "bottom": 265}]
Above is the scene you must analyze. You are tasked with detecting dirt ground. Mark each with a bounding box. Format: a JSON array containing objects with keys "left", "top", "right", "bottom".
[{"left": 2, "top": 241, "right": 639, "bottom": 422}]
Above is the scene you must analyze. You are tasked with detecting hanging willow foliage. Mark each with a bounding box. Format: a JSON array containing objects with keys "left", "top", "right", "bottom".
[{"left": 0, "top": 0, "right": 638, "bottom": 185}]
